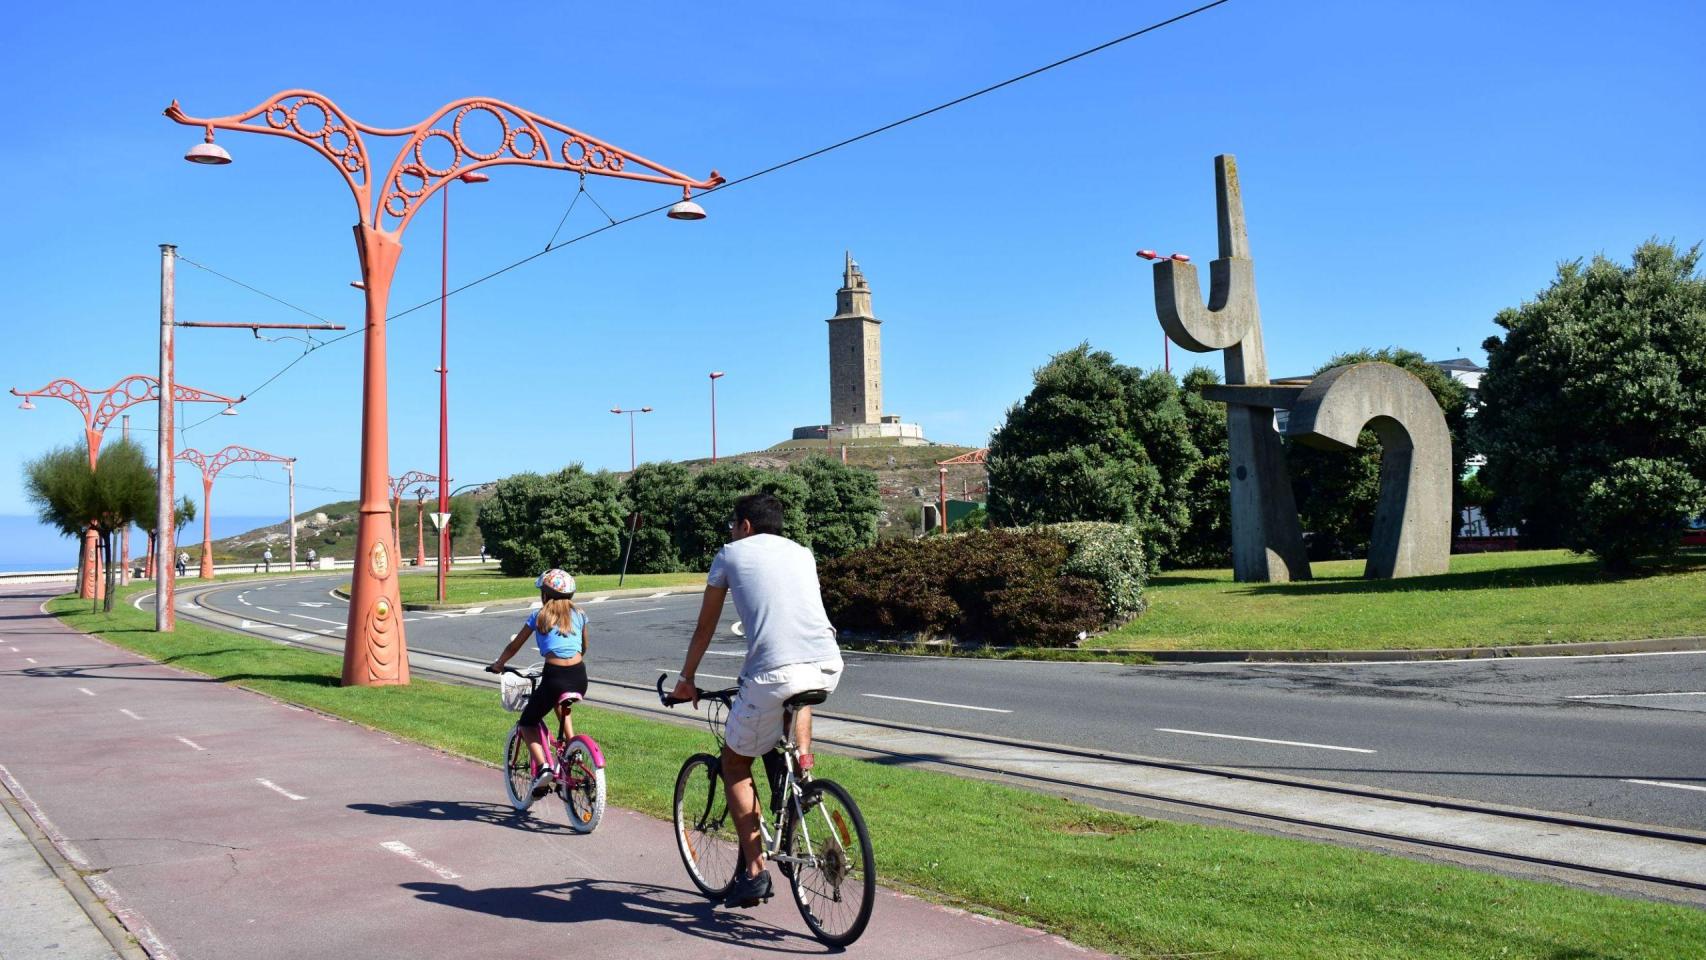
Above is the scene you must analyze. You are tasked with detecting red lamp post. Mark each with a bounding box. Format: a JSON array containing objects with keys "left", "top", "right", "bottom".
[
  {"left": 11, "top": 376, "right": 240, "bottom": 598},
  {"left": 611, "top": 406, "right": 654, "bottom": 471},
  {"left": 437, "top": 169, "right": 486, "bottom": 602},
  {"left": 414, "top": 486, "right": 428, "bottom": 567},
  {"left": 169, "top": 90, "right": 722, "bottom": 686},
  {"left": 176, "top": 446, "right": 294, "bottom": 579},
  {"left": 708, "top": 371, "right": 725, "bottom": 463},
  {"left": 388, "top": 471, "right": 438, "bottom": 568}
]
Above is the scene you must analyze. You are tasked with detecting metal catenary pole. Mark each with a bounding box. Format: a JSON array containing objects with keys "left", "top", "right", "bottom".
[{"left": 157, "top": 244, "right": 176, "bottom": 631}]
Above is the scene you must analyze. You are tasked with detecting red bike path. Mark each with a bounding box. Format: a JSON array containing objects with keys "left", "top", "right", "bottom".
[{"left": 0, "top": 585, "right": 1109, "bottom": 959}]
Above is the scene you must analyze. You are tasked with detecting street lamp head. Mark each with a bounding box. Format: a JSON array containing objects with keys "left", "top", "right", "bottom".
[
  {"left": 458, "top": 170, "right": 490, "bottom": 184},
  {"left": 184, "top": 137, "right": 232, "bottom": 166},
  {"left": 220, "top": 403, "right": 239, "bottom": 416},
  {"left": 640, "top": 406, "right": 654, "bottom": 414},
  {"left": 17, "top": 397, "right": 34, "bottom": 411},
  {"left": 709, "top": 371, "right": 725, "bottom": 380},
  {"left": 610, "top": 406, "right": 622, "bottom": 415},
  {"left": 350, "top": 280, "right": 366, "bottom": 290},
  {"left": 666, "top": 199, "right": 707, "bottom": 221}
]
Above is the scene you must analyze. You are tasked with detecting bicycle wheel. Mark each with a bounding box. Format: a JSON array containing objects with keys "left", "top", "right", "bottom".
[
  {"left": 672, "top": 753, "right": 739, "bottom": 899},
  {"left": 559, "top": 738, "right": 606, "bottom": 834},
  {"left": 503, "top": 727, "right": 534, "bottom": 812},
  {"left": 781, "top": 778, "right": 875, "bottom": 947}
]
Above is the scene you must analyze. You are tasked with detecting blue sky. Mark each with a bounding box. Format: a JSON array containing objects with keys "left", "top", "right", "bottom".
[{"left": 2, "top": 1, "right": 1702, "bottom": 558}]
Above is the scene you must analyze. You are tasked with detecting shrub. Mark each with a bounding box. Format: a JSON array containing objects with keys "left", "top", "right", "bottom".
[
  {"left": 1574, "top": 458, "right": 1705, "bottom": 570},
  {"left": 477, "top": 466, "right": 626, "bottom": 576},
  {"left": 819, "top": 529, "right": 1107, "bottom": 647},
  {"left": 1045, "top": 521, "right": 1149, "bottom": 621}
]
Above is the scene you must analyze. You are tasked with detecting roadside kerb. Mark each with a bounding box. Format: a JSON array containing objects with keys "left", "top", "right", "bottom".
[
  {"left": 842, "top": 634, "right": 1706, "bottom": 664},
  {"left": 330, "top": 584, "right": 707, "bottom": 611}
]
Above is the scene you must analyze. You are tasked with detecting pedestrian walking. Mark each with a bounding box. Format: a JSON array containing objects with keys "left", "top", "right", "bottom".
[
  {"left": 262, "top": 547, "right": 273, "bottom": 573},
  {"left": 175, "top": 552, "right": 188, "bottom": 577},
  {"left": 306, "top": 548, "right": 318, "bottom": 569}
]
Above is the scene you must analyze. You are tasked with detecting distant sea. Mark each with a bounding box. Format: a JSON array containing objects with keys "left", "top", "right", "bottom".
[{"left": 0, "top": 514, "right": 283, "bottom": 572}]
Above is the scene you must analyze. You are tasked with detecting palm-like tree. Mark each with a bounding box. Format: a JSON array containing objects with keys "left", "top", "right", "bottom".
[{"left": 25, "top": 438, "right": 157, "bottom": 612}]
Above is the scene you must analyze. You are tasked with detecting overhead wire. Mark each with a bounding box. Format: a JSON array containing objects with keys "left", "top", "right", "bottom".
[{"left": 178, "top": 0, "right": 1233, "bottom": 419}]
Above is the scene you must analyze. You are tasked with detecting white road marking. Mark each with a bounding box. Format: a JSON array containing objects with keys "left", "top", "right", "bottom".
[
  {"left": 693, "top": 672, "right": 737, "bottom": 681},
  {"left": 291, "top": 613, "right": 345, "bottom": 626},
  {"left": 316, "top": 629, "right": 338, "bottom": 636},
  {"left": 432, "top": 658, "right": 480, "bottom": 669},
  {"left": 288, "top": 633, "right": 312, "bottom": 641},
  {"left": 380, "top": 840, "right": 460, "bottom": 879},
  {"left": 240, "top": 620, "right": 258, "bottom": 629},
  {"left": 119, "top": 708, "right": 144, "bottom": 720},
  {"left": 648, "top": 591, "right": 671, "bottom": 598},
  {"left": 862, "top": 693, "right": 1012, "bottom": 714},
  {"left": 76, "top": 687, "right": 96, "bottom": 697},
  {"left": 1567, "top": 691, "right": 1706, "bottom": 700},
  {"left": 256, "top": 606, "right": 281, "bottom": 614},
  {"left": 1251, "top": 649, "right": 1706, "bottom": 667},
  {"left": 461, "top": 607, "right": 485, "bottom": 615},
  {"left": 176, "top": 736, "right": 207, "bottom": 751},
  {"left": 1155, "top": 727, "right": 1376, "bottom": 754},
  {"left": 238, "top": 596, "right": 251, "bottom": 606},
  {"left": 606, "top": 606, "right": 666, "bottom": 617},
  {"left": 298, "top": 601, "right": 330, "bottom": 608},
  {"left": 1623, "top": 778, "right": 1706, "bottom": 794},
  {"left": 585, "top": 597, "right": 608, "bottom": 603},
  {"left": 256, "top": 778, "right": 306, "bottom": 801},
  {"left": 703, "top": 649, "right": 745, "bottom": 657},
  {"left": 8, "top": 646, "right": 16, "bottom": 652},
  {"left": 25, "top": 657, "right": 37, "bottom": 664}
]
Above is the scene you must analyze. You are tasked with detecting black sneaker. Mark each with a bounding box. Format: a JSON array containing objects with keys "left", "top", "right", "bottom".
[{"left": 722, "top": 869, "right": 773, "bottom": 908}]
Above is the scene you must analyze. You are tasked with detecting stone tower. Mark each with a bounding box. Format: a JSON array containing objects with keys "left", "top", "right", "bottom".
[{"left": 827, "top": 251, "right": 882, "bottom": 426}]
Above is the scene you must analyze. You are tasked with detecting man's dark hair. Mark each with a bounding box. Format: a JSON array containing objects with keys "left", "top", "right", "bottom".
[{"left": 733, "top": 492, "right": 785, "bottom": 537}]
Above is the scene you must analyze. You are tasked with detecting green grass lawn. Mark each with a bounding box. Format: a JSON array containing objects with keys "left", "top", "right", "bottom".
[
  {"left": 48, "top": 586, "right": 1706, "bottom": 960},
  {"left": 380, "top": 568, "right": 706, "bottom": 605},
  {"left": 1106, "top": 548, "right": 1706, "bottom": 651}
]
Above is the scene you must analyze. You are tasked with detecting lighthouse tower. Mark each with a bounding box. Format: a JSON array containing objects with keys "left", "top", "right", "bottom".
[{"left": 791, "top": 253, "right": 925, "bottom": 444}]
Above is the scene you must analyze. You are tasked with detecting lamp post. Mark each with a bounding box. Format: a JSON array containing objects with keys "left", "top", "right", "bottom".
[
  {"left": 437, "top": 169, "right": 486, "bottom": 602},
  {"left": 708, "top": 371, "right": 725, "bottom": 463},
  {"left": 11, "top": 375, "right": 240, "bottom": 599},
  {"left": 388, "top": 471, "right": 438, "bottom": 568},
  {"left": 611, "top": 406, "right": 654, "bottom": 472},
  {"left": 414, "top": 486, "right": 428, "bottom": 567},
  {"left": 169, "top": 90, "right": 722, "bottom": 687},
  {"left": 176, "top": 446, "right": 294, "bottom": 579}
]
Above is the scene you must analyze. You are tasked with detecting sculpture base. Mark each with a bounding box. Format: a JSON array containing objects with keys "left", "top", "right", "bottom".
[{"left": 791, "top": 421, "right": 926, "bottom": 444}]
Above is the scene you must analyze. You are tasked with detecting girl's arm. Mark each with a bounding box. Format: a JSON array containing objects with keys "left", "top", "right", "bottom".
[{"left": 487, "top": 625, "right": 533, "bottom": 673}]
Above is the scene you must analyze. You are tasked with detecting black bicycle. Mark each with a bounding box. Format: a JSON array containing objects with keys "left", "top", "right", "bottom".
[{"left": 656, "top": 674, "right": 875, "bottom": 947}]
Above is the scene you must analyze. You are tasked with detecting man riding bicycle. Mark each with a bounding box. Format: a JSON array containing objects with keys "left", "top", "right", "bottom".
[{"left": 672, "top": 492, "right": 843, "bottom": 909}]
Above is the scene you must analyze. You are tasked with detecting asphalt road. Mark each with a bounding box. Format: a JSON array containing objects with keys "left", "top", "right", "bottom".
[{"left": 184, "top": 573, "right": 1706, "bottom": 830}]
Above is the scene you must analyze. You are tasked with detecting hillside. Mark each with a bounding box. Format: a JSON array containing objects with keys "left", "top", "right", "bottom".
[{"left": 216, "top": 438, "right": 988, "bottom": 556}]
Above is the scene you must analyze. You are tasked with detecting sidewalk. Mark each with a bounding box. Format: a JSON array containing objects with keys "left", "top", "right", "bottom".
[{"left": 0, "top": 585, "right": 1106, "bottom": 960}]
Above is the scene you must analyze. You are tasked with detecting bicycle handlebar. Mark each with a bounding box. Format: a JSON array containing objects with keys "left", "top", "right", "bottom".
[{"left": 655, "top": 672, "right": 737, "bottom": 708}]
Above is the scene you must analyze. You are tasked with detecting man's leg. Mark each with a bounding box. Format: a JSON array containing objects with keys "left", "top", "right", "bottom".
[{"left": 722, "top": 747, "right": 765, "bottom": 878}]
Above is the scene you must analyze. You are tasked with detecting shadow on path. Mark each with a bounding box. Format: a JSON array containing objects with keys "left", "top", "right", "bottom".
[
  {"left": 349, "top": 799, "right": 583, "bottom": 836},
  {"left": 400, "top": 878, "right": 826, "bottom": 953}
]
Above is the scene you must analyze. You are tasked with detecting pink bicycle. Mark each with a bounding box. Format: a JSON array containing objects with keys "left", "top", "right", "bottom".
[{"left": 497, "top": 666, "right": 606, "bottom": 832}]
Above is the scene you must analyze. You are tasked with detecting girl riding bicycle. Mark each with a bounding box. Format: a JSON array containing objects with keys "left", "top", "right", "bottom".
[{"left": 487, "top": 568, "right": 589, "bottom": 799}]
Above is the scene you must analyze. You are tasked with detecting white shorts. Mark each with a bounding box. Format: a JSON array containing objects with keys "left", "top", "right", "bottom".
[{"left": 724, "top": 658, "right": 843, "bottom": 758}]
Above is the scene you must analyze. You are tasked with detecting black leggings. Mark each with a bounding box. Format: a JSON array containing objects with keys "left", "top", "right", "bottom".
[{"left": 519, "top": 660, "right": 589, "bottom": 728}]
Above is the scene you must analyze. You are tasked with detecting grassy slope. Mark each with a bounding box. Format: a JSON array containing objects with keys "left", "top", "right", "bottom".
[
  {"left": 1108, "top": 548, "right": 1706, "bottom": 651},
  {"left": 46, "top": 586, "right": 1706, "bottom": 960}
]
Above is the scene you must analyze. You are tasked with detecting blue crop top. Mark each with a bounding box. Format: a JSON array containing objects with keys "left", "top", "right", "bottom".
[{"left": 526, "top": 608, "right": 587, "bottom": 659}]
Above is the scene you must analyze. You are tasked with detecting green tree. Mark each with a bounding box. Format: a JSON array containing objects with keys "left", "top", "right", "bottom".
[
  {"left": 476, "top": 466, "right": 627, "bottom": 576},
  {"left": 1287, "top": 348, "right": 1471, "bottom": 560},
  {"left": 622, "top": 461, "right": 693, "bottom": 573},
  {"left": 1171, "top": 366, "right": 1231, "bottom": 569},
  {"left": 987, "top": 344, "right": 1200, "bottom": 567},
  {"left": 675, "top": 463, "right": 809, "bottom": 570},
  {"left": 949, "top": 503, "right": 989, "bottom": 533},
  {"left": 1475, "top": 240, "right": 1706, "bottom": 569},
  {"left": 791, "top": 456, "right": 881, "bottom": 559},
  {"left": 137, "top": 495, "right": 195, "bottom": 576},
  {"left": 25, "top": 438, "right": 154, "bottom": 611}
]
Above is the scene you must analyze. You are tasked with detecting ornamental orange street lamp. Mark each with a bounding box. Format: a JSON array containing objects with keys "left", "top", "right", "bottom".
[
  {"left": 169, "top": 91, "right": 723, "bottom": 686},
  {"left": 11, "top": 376, "right": 241, "bottom": 599},
  {"left": 176, "top": 446, "right": 295, "bottom": 580},
  {"left": 389, "top": 471, "right": 439, "bottom": 568}
]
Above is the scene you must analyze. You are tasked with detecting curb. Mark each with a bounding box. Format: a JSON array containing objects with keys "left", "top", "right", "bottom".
[
  {"left": 329, "top": 584, "right": 706, "bottom": 611},
  {"left": 839, "top": 634, "right": 1706, "bottom": 664},
  {"left": 0, "top": 781, "right": 153, "bottom": 960}
]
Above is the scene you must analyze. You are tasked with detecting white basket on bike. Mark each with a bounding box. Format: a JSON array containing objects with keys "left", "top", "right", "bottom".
[{"left": 500, "top": 670, "right": 536, "bottom": 713}]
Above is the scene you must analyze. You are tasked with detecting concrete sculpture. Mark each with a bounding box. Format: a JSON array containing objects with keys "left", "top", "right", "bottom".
[{"left": 1149, "top": 156, "right": 1451, "bottom": 580}]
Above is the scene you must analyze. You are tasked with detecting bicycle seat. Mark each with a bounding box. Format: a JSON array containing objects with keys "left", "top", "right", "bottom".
[
  {"left": 784, "top": 689, "right": 829, "bottom": 707},
  {"left": 557, "top": 692, "right": 584, "bottom": 705}
]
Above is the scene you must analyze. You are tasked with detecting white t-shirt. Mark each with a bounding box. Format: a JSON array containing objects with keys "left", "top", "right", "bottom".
[{"left": 707, "top": 534, "right": 839, "bottom": 679}]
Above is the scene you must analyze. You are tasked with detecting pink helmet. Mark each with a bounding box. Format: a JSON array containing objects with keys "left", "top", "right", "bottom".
[{"left": 535, "top": 568, "right": 576, "bottom": 597}]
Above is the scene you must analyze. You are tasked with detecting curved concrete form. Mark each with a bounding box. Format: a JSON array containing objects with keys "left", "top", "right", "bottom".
[{"left": 1287, "top": 362, "right": 1452, "bottom": 578}]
